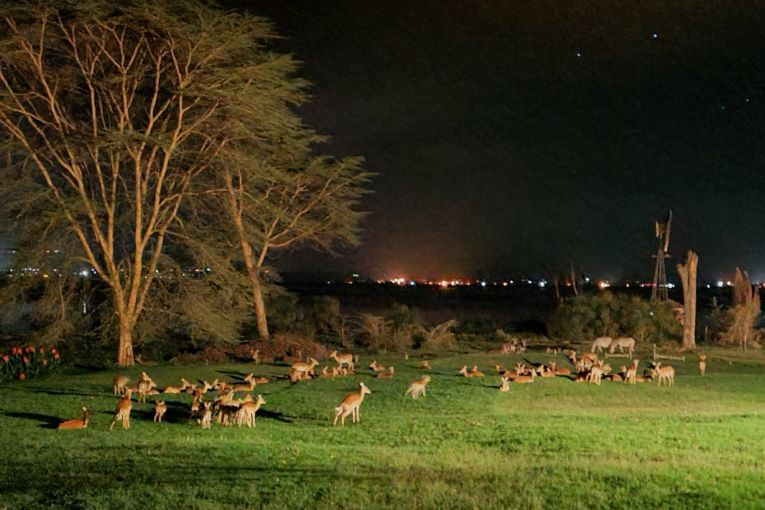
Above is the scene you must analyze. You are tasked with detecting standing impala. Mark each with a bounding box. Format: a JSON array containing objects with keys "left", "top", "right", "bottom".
[
  {"left": 109, "top": 389, "right": 133, "bottom": 430},
  {"left": 330, "top": 351, "right": 355, "bottom": 371},
  {"left": 333, "top": 382, "right": 371, "bottom": 426}
]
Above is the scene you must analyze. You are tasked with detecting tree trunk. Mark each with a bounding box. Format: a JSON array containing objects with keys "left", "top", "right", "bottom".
[
  {"left": 250, "top": 268, "right": 270, "bottom": 339},
  {"left": 117, "top": 315, "right": 135, "bottom": 367},
  {"left": 676, "top": 250, "right": 698, "bottom": 351}
]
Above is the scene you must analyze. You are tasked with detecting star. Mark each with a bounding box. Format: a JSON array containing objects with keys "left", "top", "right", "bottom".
[{"left": 651, "top": 32, "right": 659, "bottom": 40}]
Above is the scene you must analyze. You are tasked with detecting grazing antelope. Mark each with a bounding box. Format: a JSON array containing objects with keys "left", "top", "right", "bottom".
[
  {"left": 470, "top": 365, "right": 485, "bottom": 377},
  {"left": 405, "top": 375, "right": 431, "bottom": 399},
  {"left": 591, "top": 336, "right": 613, "bottom": 354},
  {"left": 376, "top": 366, "right": 395, "bottom": 379},
  {"left": 609, "top": 337, "right": 636, "bottom": 357},
  {"left": 488, "top": 343, "right": 512, "bottom": 355},
  {"left": 235, "top": 395, "right": 266, "bottom": 428},
  {"left": 333, "top": 382, "right": 372, "bottom": 426},
  {"left": 291, "top": 358, "right": 319, "bottom": 380},
  {"left": 251, "top": 349, "right": 261, "bottom": 364},
  {"left": 231, "top": 376, "right": 256, "bottom": 393},
  {"left": 57, "top": 406, "right": 89, "bottom": 430},
  {"left": 319, "top": 366, "right": 332, "bottom": 379},
  {"left": 369, "top": 360, "right": 386, "bottom": 372},
  {"left": 499, "top": 376, "right": 511, "bottom": 392},
  {"left": 421, "top": 359, "right": 431, "bottom": 370},
  {"left": 495, "top": 365, "right": 517, "bottom": 379},
  {"left": 698, "top": 353, "right": 706, "bottom": 376},
  {"left": 655, "top": 362, "right": 675, "bottom": 387},
  {"left": 199, "top": 402, "right": 212, "bottom": 429},
  {"left": 330, "top": 350, "right": 355, "bottom": 371},
  {"left": 513, "top": 370, "right": 536, "bottom": 384},
  {"left": 163, "top": 383, "right": 185, "bottom": 394},
  {"left": 109, "top": 389, "right": 133, "bottom": 430},
  {"left": 113, "top": 375, "right": 129, "bottom": 395},
  {"left": 538, "top": 364, "right": 556, "bottom": 378},
  {"left": 548, "top": 361, "right": 571, "bottom": 377},
  {"left": 588, "top": 365, "right": 604, "bottom": 385},
  {"left": 153, "top": 401, "right": 167, "bottom": 423},
  {"left": 624, "top": 360, "right": 639, "bottom": 384}
]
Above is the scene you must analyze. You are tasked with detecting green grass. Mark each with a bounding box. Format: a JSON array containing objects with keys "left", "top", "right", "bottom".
[{"left": 2, "top": 348, "right": 765, "bottom": 509}]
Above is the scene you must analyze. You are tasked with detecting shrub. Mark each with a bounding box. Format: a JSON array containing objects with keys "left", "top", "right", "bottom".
[{"left": 547, "top": 292, "right": 681, "bottom": 343}]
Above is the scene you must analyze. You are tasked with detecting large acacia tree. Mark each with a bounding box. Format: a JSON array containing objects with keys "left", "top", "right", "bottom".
[{"left": 0, "top": 1, "right": 307, "bottom": 365}]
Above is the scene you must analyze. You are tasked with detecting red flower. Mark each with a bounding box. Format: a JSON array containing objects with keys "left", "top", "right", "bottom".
[
  {"left": 51, "top": 348, "right": 58, "bottom": 355},
  {"left": 23, "top": 357, "right": 29, "bottom": 364},
  {"left": 1, "top": 355, "right": 8, "bottom": 363},
  {"left": 18, "top": 373, "right": 25, "bottom": 380},
  {"left": 53, "top": 353, "right": 60, "bottom": 360},
  {"left": 42, "top": 359, "right": 48, "bottom": 366},
  {"left": 11, "top": 347, "right": 19, "bottom": 355},
  {"left": 27, "top": 345, "right": 34, "bottom": 353}
]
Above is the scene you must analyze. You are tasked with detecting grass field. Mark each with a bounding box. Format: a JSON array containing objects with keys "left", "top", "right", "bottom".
[{"left": 1, "top": 348, "right": 765, "bottom": 509}]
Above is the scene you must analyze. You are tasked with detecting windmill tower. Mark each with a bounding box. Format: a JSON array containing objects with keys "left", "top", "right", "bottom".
[{"left": 651, "top": 210, "right": 672, "bottom": 301}]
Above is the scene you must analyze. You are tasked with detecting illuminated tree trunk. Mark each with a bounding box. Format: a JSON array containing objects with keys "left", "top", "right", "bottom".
[
  {"left": 117, "top": 318, "right": 135, "bottom": 367},
  {"left": 676, "top": 250, "right": 698, "bottom": 351}
]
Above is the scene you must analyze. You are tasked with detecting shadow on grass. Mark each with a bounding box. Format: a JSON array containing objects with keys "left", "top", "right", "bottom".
[
  {"left": 27, "top": 387, "right": 106, "bottom": 398},
  {"left": 1, "top": 410, "right": 61, "bottom": 429},
  {"left": 216, "top": 369, "right": 251, "bottom": 380}
]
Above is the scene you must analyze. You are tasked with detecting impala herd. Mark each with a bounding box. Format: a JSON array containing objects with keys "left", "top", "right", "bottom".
[{"left": 56, "top": 344, "right": 706, "bottom": 430}]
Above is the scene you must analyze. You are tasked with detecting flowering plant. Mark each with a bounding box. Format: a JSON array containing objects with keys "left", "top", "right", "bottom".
[{"left": 0, "top": 345, "right": 61, "bottom": 382}]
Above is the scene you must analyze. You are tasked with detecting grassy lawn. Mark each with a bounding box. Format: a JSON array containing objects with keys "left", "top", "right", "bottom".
[{"left": 1, "top": 348, "right": 765, "bottom": 509}]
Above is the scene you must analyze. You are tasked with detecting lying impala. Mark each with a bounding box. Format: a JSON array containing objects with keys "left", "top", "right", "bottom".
[{"left": 57, "top": 406, "right": 89, "bottom": 430}]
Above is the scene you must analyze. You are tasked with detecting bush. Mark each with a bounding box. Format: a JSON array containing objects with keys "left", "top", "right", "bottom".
[{"left": 547, "top": 292, "right": 681, "bottom": 344}]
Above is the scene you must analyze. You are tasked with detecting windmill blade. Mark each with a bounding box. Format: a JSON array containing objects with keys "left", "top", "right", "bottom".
[{"left": 663, "top": 209, "right": 672, "bottom": 253}]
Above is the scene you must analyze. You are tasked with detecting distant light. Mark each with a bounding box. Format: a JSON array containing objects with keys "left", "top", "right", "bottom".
[
  {"left": 716, "top": 281, "right": 724, "bottom": 288},
  {"left": 502, "top": 281, "right": 508, "bottom": 287},
  {"left": 666, "top": 282, "right": 676, "bottom": 289},
  {"left": 726, "top": 280, "right": 732, "bottom": 286},
  {"left": 480, "top": 281, "right": 487, "bottom": 288},
  {"left": 538, "top": 280, "right": 547, "bottom": 288},
  {"left": 439, "top": 280, "right": 449, "bottom": 289},
  {"left": 80, "top": 270, "right": 90, "bottom": 277},
  {"left": 651, "top": 32, "right": 659, "bottom": 39},
  {"left": 598, "top": 280, "right": 610, "bottom": 290},
  {"left": 408, "top": 281, "right": 416, "bottom": 286},
  {"left": 584, "top": 277, "right": 591, "bottom": 283},
  {"left": 575, "top": 51, "right": 583, "bottom": 58}
]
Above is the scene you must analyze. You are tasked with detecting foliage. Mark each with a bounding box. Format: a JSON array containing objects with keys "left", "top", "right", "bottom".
[
  {"left": 719, "top": 269, "right": 761, "bottom": 349},
  {"left": 0, "top": 344, "right": 60, "bottom": 381},
  {"left": 0, "top": 0, "right": 308, "bottom": 365},
  {"left": 547, "top": 291, "right": 682, "bottom": 343}
]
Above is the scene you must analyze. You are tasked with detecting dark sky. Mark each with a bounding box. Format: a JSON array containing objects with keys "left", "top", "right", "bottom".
[{"left": 234, "top": 1, "right": 765, "bottom": 282}]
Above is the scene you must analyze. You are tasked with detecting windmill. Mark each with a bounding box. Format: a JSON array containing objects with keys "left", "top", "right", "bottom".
[{"left": 651, "top": 210, "right": 672, "bottom": 300}]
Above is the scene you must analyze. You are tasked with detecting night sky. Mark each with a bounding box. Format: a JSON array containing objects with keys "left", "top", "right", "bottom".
[
  {"left": 4, "top": 1, "right": 760, "bottom": 283},
  {"left": 231, "top": 0, "right": 765, "bottom": 282}
]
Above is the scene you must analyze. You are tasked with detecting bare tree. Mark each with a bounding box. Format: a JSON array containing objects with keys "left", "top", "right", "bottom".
[
  {"left": 676, "top": 250, "right": 698, "bottom": 351},
  {"left": 219, "top": 153, "right": 372, "bottom": 339},
  {"left": 0, "top": 2, "right": 297, "bottom": 365},
  {"left": 721, "top": 268, "right": 761, "bottom": 350}
]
